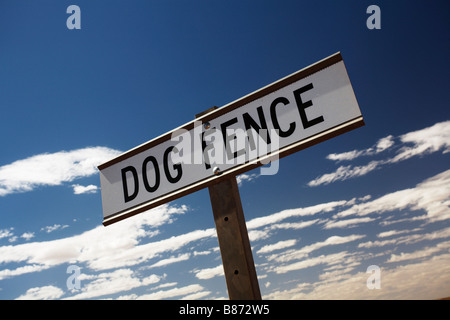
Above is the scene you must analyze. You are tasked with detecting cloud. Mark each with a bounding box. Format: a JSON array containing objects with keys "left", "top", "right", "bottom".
[
  {"left": 271, "top": 251, "right": 355, "bottom": 274},
  {"left": 336, "top": 169, "right": 450, "bottom": 222},
  {"left": 146, "top": 253, "right": 190, "bottom": 269},
  {"left": 0, "top": 147, "right": 121, "bottom": 196},
  {"left": 41, "top": 224, "right": 68, "bottom": 233},
  {"left": 257, "top": 239, "right": 297, "bottom": 254},
  {"left": 0, "top": 264, "right": 50, "bottom": 281},
  {"left": 68, "top": 268, "right": 162, "bottom": 300},
  {"left": 307, "top": 161, "right": 381, "bottom": 187},
  {"left": 308, "top": 121, "right": 450, "bottom": 186},
  {"left": 248, "top": 229, "right": 271, "bottom": 242},
  {"left": 326, "top": 135, "right": 394, "bottom": 161},
  {"left": 16, "top": 285, "right": 64, "bottom": 300},
  {"left": 85, "top": 227, "right": 215, "bottom": 271},
  {"left": 246, "top": 200, "right": 350, "bottom": 230},
  {"left": 136, "top": 284, "right": 205, "bottom": 300},
  {"left": 242, "top": 167, "right": 448, "bottom": 285},
  {"left": 236, "top": 173, "right": 259, "bottom": 186},
  {"left": 194, "top": 265, "right": 224, "bottom": 280},
  {"left": 8, "top": 236, "right": 18, "bottom": 243},
  {"left": 323, "top": 217, "right": 376, "bottom": 229},
  {"left": 358, "top": 226, "right": 450, "bottom": 249},
  {"left": 181, "top": 290, "right": 212, "bottom": 300},
  {"left": 377, "top": 228, "right": 422, "bottom": 238},
  {"left": 392, "top": 120, "right": 450, "bottom": 162},
  {"left": 0, "top": 204, "right": 190, "bottom": 280},
  {"left": 267, "top": 235, "right": 365, "bottom": 265},
  {"left": 268, "top": 219, "right": 319, "bottom": 231},
  {"left": 387, "top": 240, "right": 450, "bottom": 263},
  {"left": 21, "top": 232, "right": 35, "bottom": 241},
  {"left": 1, "top": 203, "right": 219, "bottom": 299},
  {"left": 2, "top": 163, "right": 449, "bottom": 299},
  {"left": 0, "top": 228, "right": 14, "bottom": 240},
  {"left": 72, "top": 184, "right": 98, "bottom": 195},
  {"left": 264, "top": 251, "right": 450, "bottom": 299}
]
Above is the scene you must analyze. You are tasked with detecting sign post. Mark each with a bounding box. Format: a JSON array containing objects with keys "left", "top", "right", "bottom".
[
  {"left": 208, "top": 177, "right": 261, "bottom": 300},
  {"left": 98, "top": 52, "right": 365, "bottom": 299}
]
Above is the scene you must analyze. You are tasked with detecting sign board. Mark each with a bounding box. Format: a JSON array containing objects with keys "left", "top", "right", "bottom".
[{"left": 98, "top": 52, "right": 364, "bottom": 226}]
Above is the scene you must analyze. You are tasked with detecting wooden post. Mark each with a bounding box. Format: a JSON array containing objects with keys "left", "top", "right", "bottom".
[
  {"left": 209, "top": 178, "right": 262, "bottom": 300},
  {"left": 196, "top": 107, "right": 262, "bottom": 300}
]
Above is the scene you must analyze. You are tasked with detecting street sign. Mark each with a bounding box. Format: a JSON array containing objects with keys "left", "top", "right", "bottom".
[{"left": 98, "top": 52, "right": 364, "bottom": 226}]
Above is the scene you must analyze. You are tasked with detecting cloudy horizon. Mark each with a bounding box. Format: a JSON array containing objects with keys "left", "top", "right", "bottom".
[{"left": 1, "top": 120, "right": 449, "bottom": 300}]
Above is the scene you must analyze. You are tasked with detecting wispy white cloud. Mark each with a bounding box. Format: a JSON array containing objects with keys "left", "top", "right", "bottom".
[
  {"left": 236, "top": 173, "right": 259, "bottom": 186},
  {"left": 387, "top": 240, "right": 450, "bottom": 263},
  {"left": 307, "top": 161, "right": 381, "bottom": 187},
  {"left": 41, "top": 224, "right": 68, "bottom": 233},
  {"left": 392, "top": 121, "right": 450, "bottom": 162},
  {"left": 0, "top": 147, "right": 121, "bottom": 196},
  {"left": 194, "top": 265, "right": 224, "bottom": 280},
  {"left": 264, "top": 251, "right": 450, "bottom": 299},
  {"left": 20, "top": 232, "right": 35, "bottom": 241},
  {"left": 323, "top": 217, "right": 375, "bottom": 229},
  {"left": 146, "top": 253, "right": 190, "bottom": 269},
  {"left": 8, "top": 236, "right": 18, "bottom": 243},
  {"left": 72, "top": 184, "right": 98, "bottom": 195},
  {"left": 309, "top": 121, "right": 450, "bottom": 186},
  {"left": 326, "top": 135, "right": 394, "bottom": 161},
  {"left": 181, "top": 290, "right": 212, "bottom": 300},
  {"left": 248, "top": 229, "right": 271, "bottom": 242},
  {"left": 377, "top": 228, "right": 422, "bottom": 238},
  {"left": 246, "top": 200, "right": 350, "bottom": 230},
  {"left": 358, "top": 226, "right": 450, "bottom": 249},
  {"left": 267, "top": 235, "right": 365, "bottom": 265},
  {"left": 67, "top": 268, "right": 162, "bottom": 300},
  {"left": 0, "top": 228, "right": 14, "bottom": 240},
  {"left": 336, "top": 169, "right": 450, "bottom": 222},
  {"left": 257, "top": 239, "right": 297, "bottom": 254},
  {"left": 0, "top": 204, "right": 190, "bottom": 281},
  {"left": 151, "top": 282, "right": 178, "bottom": 290},
  {"left": 1, "top": 203, "right": 219, "bottom": 300},
  {"left": 271, "top": 251, "right": 356, "bottom": 274},
  {"left": 0, "top": 264, "right": 51, "bottom": 281},
  {"left": 268, "top": 219, "right": 319, "bottom": 231},
  {"left": 136, "top": 284, "right": 205, "bottom": 300},
  {"left": 16, "top": 285, "right": 64, "bottom": 300}
]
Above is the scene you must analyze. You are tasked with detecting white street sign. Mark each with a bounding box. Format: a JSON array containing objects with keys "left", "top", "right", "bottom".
[{"left": 99, "top": 52, "right": 364, "bottom": 225}]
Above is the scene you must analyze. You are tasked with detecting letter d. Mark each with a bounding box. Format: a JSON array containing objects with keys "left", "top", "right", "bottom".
[{"left": 121, "top": 166, "right": 139, "bottom": 202}]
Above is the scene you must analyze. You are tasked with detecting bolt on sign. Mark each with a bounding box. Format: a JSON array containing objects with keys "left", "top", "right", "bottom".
[{"left": 98, "top": 52, "right": 364, "bottom": 226}]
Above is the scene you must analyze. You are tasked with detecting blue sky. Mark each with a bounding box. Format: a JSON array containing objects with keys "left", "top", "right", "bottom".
[{"left": 0, "top": 1, "right": 449, "bottom": 300}]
